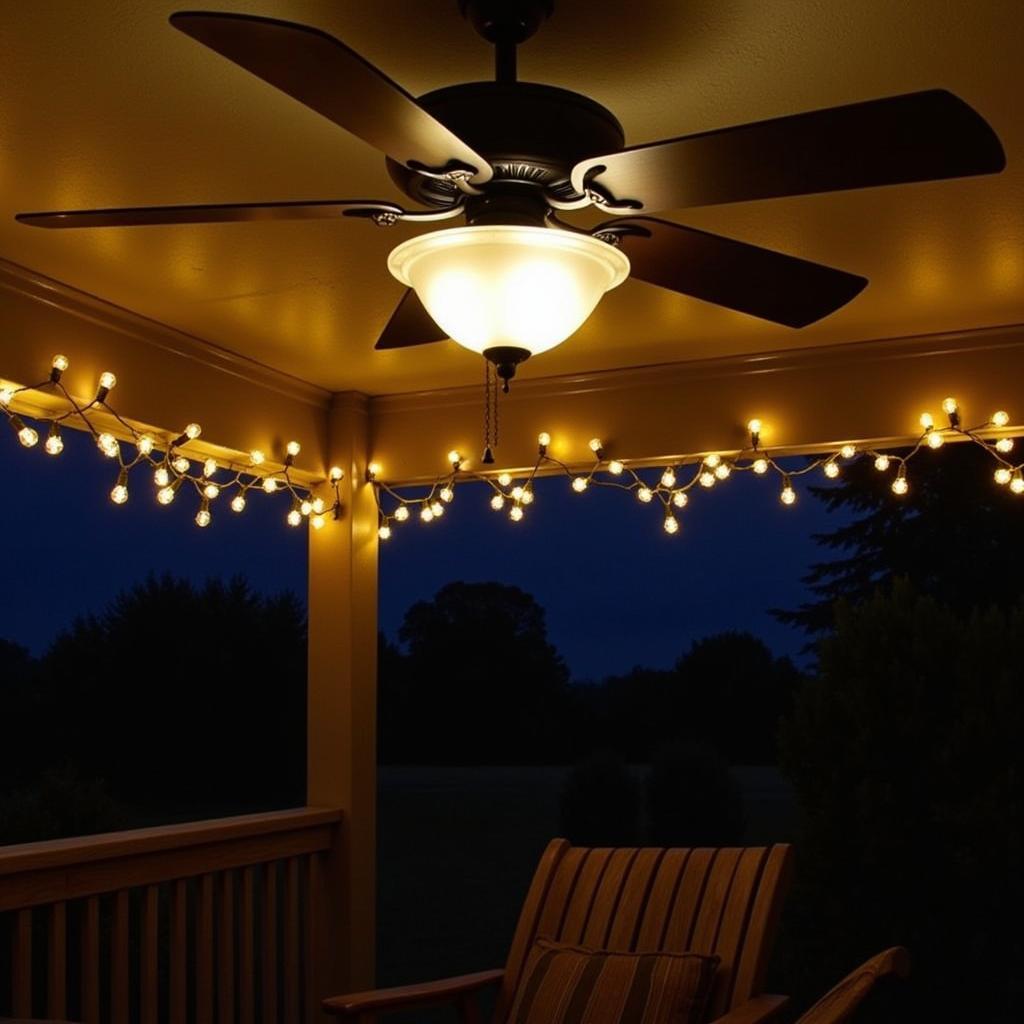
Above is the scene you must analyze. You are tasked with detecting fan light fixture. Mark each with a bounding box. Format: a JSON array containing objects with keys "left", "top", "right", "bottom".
[{"left": 387, "top": 225, "right": 630, "bottom": 383}]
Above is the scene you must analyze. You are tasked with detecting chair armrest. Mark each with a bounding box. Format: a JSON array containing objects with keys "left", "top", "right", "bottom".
[
  {"left": 707, "top": 995, "right": 790, "bottom": 1024},
  {"left": 322, "top": 968, "right": 505, "bottom": 1017}
]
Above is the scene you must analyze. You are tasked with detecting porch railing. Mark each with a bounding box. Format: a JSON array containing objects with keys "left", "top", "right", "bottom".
[{"left": 0, "top": 807, "right": 342, "bottom": 1024}]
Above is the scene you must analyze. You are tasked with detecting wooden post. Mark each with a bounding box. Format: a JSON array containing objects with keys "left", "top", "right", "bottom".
[{"left": 306, "top": 391, "right": 378, "bottom": 1000}]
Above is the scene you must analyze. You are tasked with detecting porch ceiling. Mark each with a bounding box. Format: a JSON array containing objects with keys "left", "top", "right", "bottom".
[{"left": 0, "top": 0, "right": 1021, "bottom": 397}]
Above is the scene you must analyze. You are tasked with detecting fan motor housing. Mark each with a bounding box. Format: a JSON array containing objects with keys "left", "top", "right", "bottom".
[{"left": 386, "top": 81, "right": 625, "bottom": 207}]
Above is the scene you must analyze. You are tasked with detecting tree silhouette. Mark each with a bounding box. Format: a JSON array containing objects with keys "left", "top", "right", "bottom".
[{"left": 776, "top": 443, "right": 1024, "bottom": 634}]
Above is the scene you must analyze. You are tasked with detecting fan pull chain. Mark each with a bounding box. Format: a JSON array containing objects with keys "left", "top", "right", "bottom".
[{"left": 482, "top": 360, "right": 495, "bottom": 464}]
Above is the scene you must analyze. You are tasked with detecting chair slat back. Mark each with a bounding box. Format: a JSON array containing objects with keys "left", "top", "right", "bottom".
[{"left": 497, "top": 840, "right": 792, "bottom": 1023}]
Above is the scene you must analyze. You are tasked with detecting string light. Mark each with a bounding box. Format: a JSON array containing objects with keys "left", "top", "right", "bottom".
[
  {"left": 996, "top": 437, "right": 1014, "bottom": 453},
  {"left": 2, "top": 356, "right": 344, "bottom": 531},
  {"left": 329, "top": 465, "right": 343, "bottom": 482},
  {"left": 368, "top": 400, "right": 1022, "bottom": 540},
  {"left": 992, "top": 410, "right": 1010, "bottom": 427}
]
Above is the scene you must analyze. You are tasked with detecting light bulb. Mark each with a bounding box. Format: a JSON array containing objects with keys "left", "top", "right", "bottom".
[
  {"left": 137, "top": 435, "right": 155, "bottom": 456},
  {"left": 439, "top": 486, "right": 454, "bottom": 503},
  {"left": 250, "top": 450, "right": 266, "bottom": 466},
  {"left": 0, "top": 387, "right": 14, "bottom": 406},
  {"left": 172, "top": 456, "right": 190, "bottom": 474},
  {"left": 673, "top": 491, "right": 688, "bottom": 508},
  {"left": 367, "top": 462, "right": 382, "bottom": 479},
  {"left": 287, "top": 508, "right": 302, "bottom": 527},
  {"left": 780, "top": 482, "right": 796, "bottom": 505},
  {"left": 926, "top": 431, "right": 945, "bottom": 449},
  {"left": 157, "top": 485, "right": 176, "bottom": 505},
  {"left": 874, "top": 455, "right": 890, "bottom": 471},
  {"left": 699, "top": 471, "right": 715, "bottom": 488},
  {"left": 661, "top": 468, "right": 676, "bottom": 488},
  {"left": 286, "top": 440, "right": 301, "bottom": 457},
  {"left": 824, "top": 461, "right": 840, "bottom": 478},
  {"left": 184, "top": 423, "right": 201, "bottom": 440},
  {"left": 747, "top": 418, "right": 762, "bottom": 436},
  {"left": 52, "top": 354, "right": 69, "bottom": 373},
  {"left": 378, "top": 524, "right": 392, "bottom": 540},
  {"left": 704, "top": 454, "right": 721, "bottom": 468},
  {"left": 300, "top": 499, "right": 313, "bottom": 516},
  {"left": 498, "top": 472, "right": 512, "bottom": 487},
  {"left": 714, "top": 463, "right": 731, "bottom": 480},
  {"left": 262, "top": 478, "right": 278, "bottom": 494},
  {"left": 942, "top": 396, "right": 958, "bottom": 416},
  {"left": 329, "top": 465, "right": 344, "bottom": 482},
  {"left": 891, "top": 475, "right": 909, "bottom": 496},
  {"left": 991, "top": 410, "right": 1010, "bottom": 427},
  {"left": 45, "top": 422, "right": 63, "bottom": 455},
  {"left": 308, "top": 497, "right": 323, "bottom": 515},
  {"left": 231, "top": 493, "right": 246, "bottom": 513},
  {"left": 537, "top": 432, "right": 551, "bottom": 448},
  {"left": 608, "top": 459, "right": 624, "bottom": 475},
  {"left": 752, "top": 458, "right": 768, "bottom": 475},
  {"left": 154, "top": 466, "right": 170, "bottom": 487},
  {"left": 430, "top": 500, "right": 445, "bottom": 517},
  {"left": 572, "top": 476, "right": 588, "bottom": 492},
  {"left": 511, "top": 485, "right": 524, "bottom": 501},
  {"left": 491, "top": 493, "right": 505, "bottom": 510},
  {"left": 663, "top": 514, "right": 679, "bottom": 535},
  {"left": 995, "top": 437, "right": 1014, "bottom": 453},
  {"left": 311, "top": 514, "right": 326, "bottom": 530},
  {"left": 521, "top": 489, "right": 534, "bottom": 505},
  {"left": 98, "top": 371, "right": 116, "bottom": 391},
  {"left": 446, "top": 449, "right": 462, "bottom": 467},
  {"left": 18, "top": 425, "right": 38, "bottom": 448},
  {"left": 588, "top": 438, "right": 604, "bottom": 454},
  {"left": 509, "top": 505, "right": 524, "bottom": 522},
  {"left": 840, "top": 444, "right": 857, "bottom": 460},
  {"left": 203, "top": 483, "right": 220, "bottom": 500},
  {"left": 637, "top": 486, "right": 653, "bottom": 503},
  {"left": 919, "top": 413, "right": 934, "bottom": 430},
  {"left": 111, "top": 469, "right": 129, "bottom": 505},
  {"left": 994, "top": 467, "right": 1012, "bottom": 485},
  {"left": 394, "top": 505, "right": 410, "bottom": 522},
  {"left": 388, "top": 226, "right": 630, "bottom": 360},
  {"left": 97, "top": 432, "right": 119, "bottom": 458},
  {"left": 420, "top": 505, "right": 434, "bottom": 523},
  {"left": 1010, "top": 472, "right": 1024, "bottom": 495},
  {"left": 196, "top": 500, "right": 212, "bottom": 528},
  {"left": 203, "top": 458, "right": 217, "bottom": 478}
]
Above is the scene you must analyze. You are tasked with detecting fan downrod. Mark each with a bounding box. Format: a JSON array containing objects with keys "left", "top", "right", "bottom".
[{"left": 459, "top": 0, "right": 554, "bottom": 82}]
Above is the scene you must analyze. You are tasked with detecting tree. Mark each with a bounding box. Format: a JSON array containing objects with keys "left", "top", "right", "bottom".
[
  {"left": 559, "top": 752, "right": 640, "bottom": 846},
  {"left": 777, "top": 443, "right": 1024, "bottom": 635},
  {"left": 779, "top": 583, "right": 1024, "bottom": 1023},
  {"left": 392, "top": 582, "right": 569, "bottom": 763}
]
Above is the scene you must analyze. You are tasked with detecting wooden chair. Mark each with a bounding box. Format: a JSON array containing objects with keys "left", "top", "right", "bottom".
[
  {"left": 794, "top": 947, "right": 910, "bottom": 1024},
  {"left": 324, "top": 839, "right": 794, "bottom": 1024}
]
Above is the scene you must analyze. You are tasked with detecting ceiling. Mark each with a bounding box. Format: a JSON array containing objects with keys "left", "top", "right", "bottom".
[{"left": 0, "top": 0, "right": 1021, "bottom": 395}]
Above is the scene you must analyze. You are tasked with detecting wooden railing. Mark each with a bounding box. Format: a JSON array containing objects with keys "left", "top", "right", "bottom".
[{"left": 0, "top": 807, "right": 342, "bottom": 1024}]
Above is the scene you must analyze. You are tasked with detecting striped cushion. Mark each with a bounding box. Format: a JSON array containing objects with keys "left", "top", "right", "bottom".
[{"left": 507, "top": 939, "right": 720, "bottom": 1024}]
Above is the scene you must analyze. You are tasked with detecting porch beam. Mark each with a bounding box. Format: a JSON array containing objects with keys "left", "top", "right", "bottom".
[
  {"left": 368, "top": 324, "right": 1024, "bottom": 482},
  {"left": 306, "top": 392, "right": 378, "bottom": 995}
]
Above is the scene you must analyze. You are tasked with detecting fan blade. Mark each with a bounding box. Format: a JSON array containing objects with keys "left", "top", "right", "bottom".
[
  {"left": 606, "top": 217, "right": 867, "bottom": 327},
  {"left": 375, "top": 290, "right": 448, "bottom": 350},
  {"left": 170, "top": 11, "right": 492, "bottom": 184},
  {"left": 574, "top": 90, "right": 1005, "bottom": 213},
  {"left": 17, "top": 198, "right": 404, "bottom": 228}
]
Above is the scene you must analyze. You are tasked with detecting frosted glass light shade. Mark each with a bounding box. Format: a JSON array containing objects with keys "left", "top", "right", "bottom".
[{"left": 387, "top": 225, "right": 630, "bottom": 357}]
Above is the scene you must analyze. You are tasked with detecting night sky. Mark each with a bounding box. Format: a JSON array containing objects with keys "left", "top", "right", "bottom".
[{"left": 0, "top": 426, "right": 842, "bottom": 679}]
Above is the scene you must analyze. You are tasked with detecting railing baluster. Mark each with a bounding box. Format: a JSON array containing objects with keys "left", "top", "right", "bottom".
[
  {"left": 219, "top": 871, "right": 236, "bottom": 1024},
  {"left": 111, "top": 889, "right": 130, "bottom": 1024},
  {"left": 81, "top": 896, "right": 100, "bottom": 1024},
  {"left": 48, "top": 900, "right": 67, "bottom": 1019},
  {"left": 240, "top": 866, "right": 255, "bottom": 1024},
  {"left": 141, "top": 885, "right": 159, "bottom": 1024},
  {"left": 197, "top": 873, "right": 215, "bottom": 1024},
  {"left": 305, "top": 854, "right": 324, "bottom": 1024},
  {"left": 262, "top": 863, "right": 278, "bottom": 1024},
  {"left": 12, "top": 907, "right": 32, "bottom": 1017},
  {"left": 284, "top": 857, "right": 300, "bottom": 1024},
  {"left": 171, "top": 879, "right": 188, "bottom": 1024}
]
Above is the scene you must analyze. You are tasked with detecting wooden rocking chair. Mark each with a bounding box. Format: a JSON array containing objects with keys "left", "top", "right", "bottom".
[{"left": 324, "top": 840, "right": 794, "bottom": 1024}]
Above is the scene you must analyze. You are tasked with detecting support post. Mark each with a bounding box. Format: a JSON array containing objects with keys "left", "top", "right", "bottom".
[{"left": 307, "top": 391, "right": 378, "bottom": 999}]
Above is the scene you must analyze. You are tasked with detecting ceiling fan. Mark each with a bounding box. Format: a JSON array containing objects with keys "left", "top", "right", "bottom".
[{"left": 18, "top": 0, "right": 1006, "bottom": 389}]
